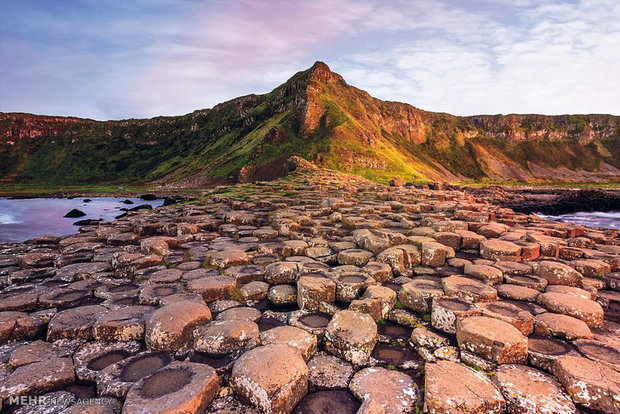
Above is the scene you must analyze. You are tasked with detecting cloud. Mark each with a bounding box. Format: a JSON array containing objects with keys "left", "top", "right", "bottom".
[{"left": 0, "top": 0, "right": 618, "bottom": 119}]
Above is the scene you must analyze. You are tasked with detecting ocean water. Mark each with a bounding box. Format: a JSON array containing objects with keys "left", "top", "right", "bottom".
[
  {"left": 538, "top": 210, "right": 620, "bottom": 230},
  {"left": 0, "top": 197, "right": 164, "bottom": 243}
]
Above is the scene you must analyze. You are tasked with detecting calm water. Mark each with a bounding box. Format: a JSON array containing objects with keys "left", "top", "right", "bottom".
[
  {"left": 0, "top": 197, "right": 164, "bottom": 243},
  {"left": 538, "top": 211, "right": 620, "bottom": 230}
]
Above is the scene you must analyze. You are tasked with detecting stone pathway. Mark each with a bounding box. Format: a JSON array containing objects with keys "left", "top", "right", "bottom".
[{"left": 1, "top": 163, "right": 619, "bottom": 413}]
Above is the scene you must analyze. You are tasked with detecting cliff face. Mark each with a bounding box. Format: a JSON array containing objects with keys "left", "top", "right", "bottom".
[{"left": 1, "top": 62, "right": 619, "bottom": 185}]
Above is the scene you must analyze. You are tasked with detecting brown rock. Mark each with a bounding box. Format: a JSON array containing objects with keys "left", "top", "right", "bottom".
[
  {"left": 145, "top": 301, "right": 212, "bottom": 351},
  {"left": 324, "top": 310, "right": 377, "bottom": 366},
  {"left": 553, "top": 356, "right": 620, "bottom": 413},
  {"left": 534, "top": 312, "right": 592, "bottom": 340},
  {"left": 349, "top": 367, "right": 420, "bottom": 413},
  {"left": 123, "top": 361, "right": 219, "bottom": 414},
  {"left": 230, "top": 344, "right": 308, "bottom": 414},
  {"left": 494, "top": 364, "right": 576, "bottom": 414},
  {"left": 456, "top": 316, "right": 528, "bottom": 364},
  {"left": 424, "top": 360, "right": 505, "bottom": 414},
  {"left": 537, "top": 292, "right": 604, "bottom": 328}
]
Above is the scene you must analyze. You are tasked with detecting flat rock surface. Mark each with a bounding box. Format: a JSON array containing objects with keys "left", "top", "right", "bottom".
[{"left": 424, "top": 360, "right": 505, "bottom": 414}]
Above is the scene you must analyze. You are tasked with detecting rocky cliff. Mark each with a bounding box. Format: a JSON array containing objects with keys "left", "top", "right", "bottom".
[{"left": 1, "top": 62, "right": 619, "bottom": 185}]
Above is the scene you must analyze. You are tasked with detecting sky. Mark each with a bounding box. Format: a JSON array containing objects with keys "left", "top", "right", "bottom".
[{"left": 1, "top": 0, "right": 619, "bottom": 120}]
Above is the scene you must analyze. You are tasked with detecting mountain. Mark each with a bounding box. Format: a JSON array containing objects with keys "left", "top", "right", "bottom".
[{"left": 2, "top": 61, "right": 619, "bottom": 186}]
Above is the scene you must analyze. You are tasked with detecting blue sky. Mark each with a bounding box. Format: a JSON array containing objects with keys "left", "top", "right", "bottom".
[{"left": 1, "top": 0, "right": 619, "bottom": 119}]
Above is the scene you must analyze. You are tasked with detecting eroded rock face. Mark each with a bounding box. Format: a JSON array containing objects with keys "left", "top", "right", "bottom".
[
  {"left": 230, "top": 344, "right": 308, "bottom": 414},
  {"left": 424, "top": 360, "right": 505, "bottom": 414}
]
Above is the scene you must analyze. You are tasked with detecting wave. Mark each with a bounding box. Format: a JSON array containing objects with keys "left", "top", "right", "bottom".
[{"left": 0, "top": 213, "right": 18, "bottom": 224}]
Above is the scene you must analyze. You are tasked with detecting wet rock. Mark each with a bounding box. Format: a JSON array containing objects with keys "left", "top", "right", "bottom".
[
  {"left": 424, "top": 360, "right": 505, "bottom": 414},
  {"left": 193, "top": 320, "right": 260, "bottom": 355},
  {"left": 74, "top": 341, "right": 142, "bottom": 382},
  {"left": 552, "top": 355, "right": 620, "bottom": 413},
  {"left": 139, "top": 283, "right": 183, "bottom": 305},
  {"left": 572, "top": 339, "right": 620, "bottom": 371},
  {"left": 145, "top": 301, "right": 212, "bottom": 351},
  {"left": 537, "top": 292, "right": 604, "bottom": 328},
  {"left": 493, "top": 364, "right": 576, "bottom": 414},
  {"left": 456, "top": 315, "right": 528, "bottom": 364},
  {"left": 230, "top": 344, "right": 308, "bottom": 414},
  {"left": 307, "top": 353, "right": 354, "bottom": 391},
  {"left": 123, "top": 361, "right": 219, "bottom": 414},
  {"left": 97, "top": 351, "right": 174, "bottom": 397},
  {"left": 289, "top": 310, "right": 331, "bottom": 339},
  {"left": 64, "top": 209, "right": 87, "bottom": 218},
  {"left": 349, "top": 367, "right": 419, "bottom": 413},
  {"left": 324, "top": 310, "right": 377, "bottom": 366},
  {"left": 260, "top": 326, "right": 317, "bottom": 361}
]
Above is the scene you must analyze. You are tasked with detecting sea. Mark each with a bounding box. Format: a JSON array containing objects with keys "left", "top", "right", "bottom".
[{"left": 0, "top": 197, "right": 164, "bottom": 243}]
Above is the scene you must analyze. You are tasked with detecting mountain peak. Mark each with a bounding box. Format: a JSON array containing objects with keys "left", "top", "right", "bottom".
[{"left": 308, "top": 61, "right": 344, "bottom": 84}]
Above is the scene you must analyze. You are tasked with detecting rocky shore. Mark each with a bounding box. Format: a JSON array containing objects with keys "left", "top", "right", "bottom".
[
  {"left": 466, "top": 186, "right": 620, "bottom": 215},
  {"left": 1, "top": 160, "right": 619, "bottom": 413}
]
